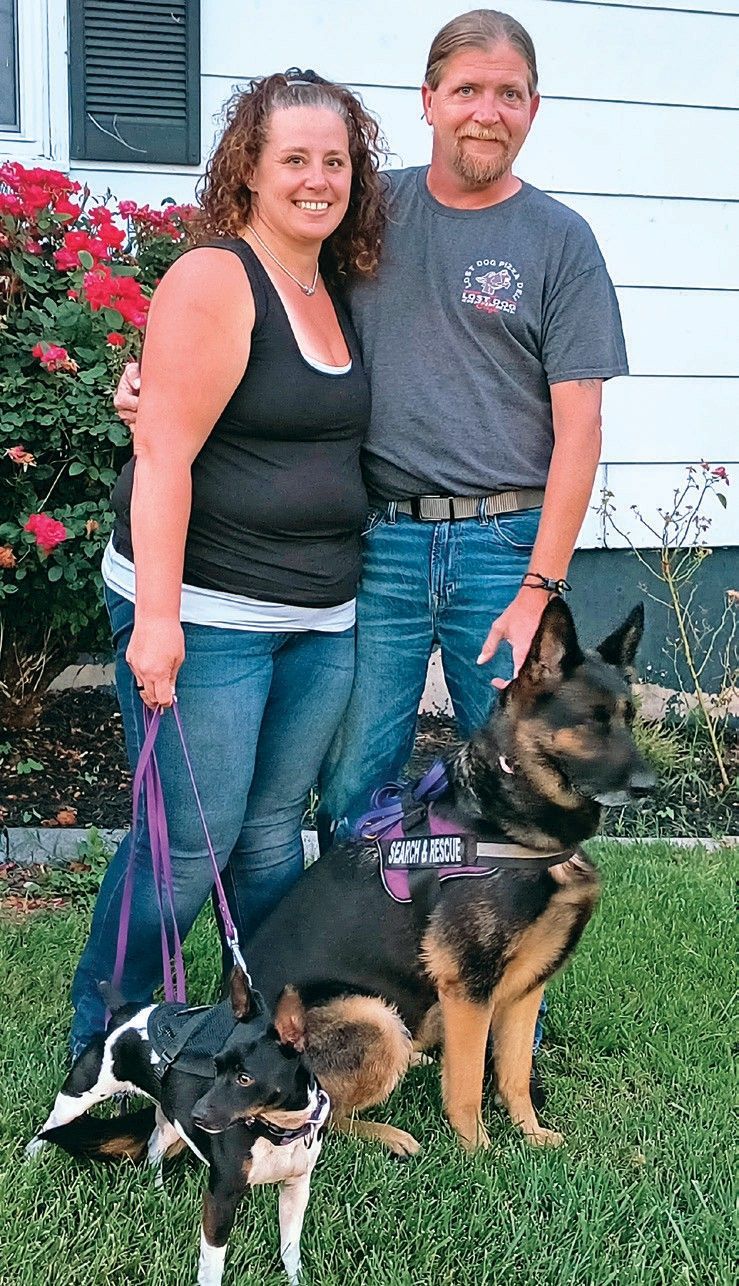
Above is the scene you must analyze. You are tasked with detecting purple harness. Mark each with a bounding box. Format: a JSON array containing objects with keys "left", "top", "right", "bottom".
[{"left": 354, "top": 761, "right": 573, "bottom": 904}]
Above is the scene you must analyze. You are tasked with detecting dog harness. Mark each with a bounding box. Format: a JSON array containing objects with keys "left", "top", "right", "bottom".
[
  {"left": 353, "top": 761, "right": 576, "bottom": 905},
  {"left": 147, "top": 1000, "right": 239, "bottom": 1081}
]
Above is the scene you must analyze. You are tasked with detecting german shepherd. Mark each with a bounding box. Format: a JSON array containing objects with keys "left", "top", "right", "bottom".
[
  {"left": 238, "top": 597, "right": 656, "bottom": 1154},
  {"left": 27, "top": 973, "right": 329, "bottom": 1286}
]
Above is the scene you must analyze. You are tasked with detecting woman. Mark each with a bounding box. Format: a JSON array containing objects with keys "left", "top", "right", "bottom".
[{"left": 70, "top": 72, "right": 386, "bottom": 1055}]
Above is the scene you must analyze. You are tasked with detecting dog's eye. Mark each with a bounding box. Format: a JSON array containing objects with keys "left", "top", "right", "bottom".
[{"left": 236, "top": 1072, "right": 254, "bottom": 1087}]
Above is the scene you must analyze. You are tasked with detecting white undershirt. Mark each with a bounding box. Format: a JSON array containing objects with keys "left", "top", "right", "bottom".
[{"left": 102, "top": 541, "right": 355, "bottom": 632}]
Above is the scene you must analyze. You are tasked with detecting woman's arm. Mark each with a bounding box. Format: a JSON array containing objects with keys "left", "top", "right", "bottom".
[{"left": 126, "top": 248, "right": 254, "bottom": 707}]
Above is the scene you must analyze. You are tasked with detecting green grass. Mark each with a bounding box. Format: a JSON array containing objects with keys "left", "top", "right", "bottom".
[{"left": 0, "top": 841, "right": 736, "bottom": 1285}]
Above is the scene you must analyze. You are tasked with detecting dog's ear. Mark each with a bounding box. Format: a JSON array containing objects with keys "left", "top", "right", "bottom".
[
  {"left": 596, "top": 603, "right": 644, "bottom": 671},
  {"left": 229, "top": 967, "right": 258, "bottom": 1022},
  {"left": 273, "top": 986, "right": 307, "bottom": 1053},
  {"left": 514, "top": 596, "right": 583, "bottom": 691}
]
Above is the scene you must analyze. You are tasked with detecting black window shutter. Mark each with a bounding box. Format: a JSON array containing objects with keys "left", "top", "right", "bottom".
[{"left": 68, "top": 0, "right": 200, "bottom": 165}]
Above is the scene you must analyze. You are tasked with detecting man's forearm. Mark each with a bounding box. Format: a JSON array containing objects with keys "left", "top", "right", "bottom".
[{"left": 527, "top": 423, "right": 600, "bottom": 581}]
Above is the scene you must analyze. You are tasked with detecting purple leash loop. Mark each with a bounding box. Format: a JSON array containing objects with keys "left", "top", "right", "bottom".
[
  {"left": 353, "top": 759, "right": 449, "bottom": 841},
  {"left": 112, "top": 699, "right": 252, "bottom": 1007}
]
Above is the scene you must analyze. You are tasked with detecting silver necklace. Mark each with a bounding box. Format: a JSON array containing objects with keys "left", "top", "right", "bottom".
[{"left": 245, "top": 226, "right": 319, "bottom": 296}]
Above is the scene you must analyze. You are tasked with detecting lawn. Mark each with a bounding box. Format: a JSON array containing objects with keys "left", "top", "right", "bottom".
[{"left": 0, "top": 839, "right": 735, "bottom": 1286}]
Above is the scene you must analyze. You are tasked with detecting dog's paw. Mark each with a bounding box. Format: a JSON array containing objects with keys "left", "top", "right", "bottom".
[
  {"left": 524, "top": 1126, "right": 564, "bottom": 1148},
  {"left": 385, "top": 1126, "right": 421, "bottom": 1160},
  {"left": 24, "top": 1136, "right": 47, "bottom": 1160}
]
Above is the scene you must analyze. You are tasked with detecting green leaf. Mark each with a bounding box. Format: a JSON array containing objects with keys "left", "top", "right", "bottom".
[
  {"left": 102, "top": 307, "right": 125, "bottom": 329},
  {"left": 78, "top": 250, "right": 95, "bottom": 270},
  {"left": 68, "top": 460, "right": 87, "bottom": 476},
  {"left": 47, "top": 564, "right": 64, "bottom": 581},
  {"left": 716, "top": 493, "right": 727, "bottom": 509}
]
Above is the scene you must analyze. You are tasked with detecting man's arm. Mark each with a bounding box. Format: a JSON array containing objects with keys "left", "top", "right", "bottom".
[
  {"left": 477, "top": 378, "right": 603, "bottom": 685},
  {"left": 114, "top": 362, "right": 141, "bottom": 426}
]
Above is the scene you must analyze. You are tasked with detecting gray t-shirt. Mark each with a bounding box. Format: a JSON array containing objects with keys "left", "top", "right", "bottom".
[{"left": 347, "top": 167, "right": 628, "bottom": 502}]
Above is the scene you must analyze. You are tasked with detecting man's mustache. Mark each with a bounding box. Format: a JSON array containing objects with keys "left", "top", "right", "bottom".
[{"left": 457, "top": 128, "right": 508, "bottom": 143}]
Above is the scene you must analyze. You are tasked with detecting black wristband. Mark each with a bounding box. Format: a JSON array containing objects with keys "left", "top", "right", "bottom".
[{"left": 521, "top": 572, "right": 572, "bottom": 595}]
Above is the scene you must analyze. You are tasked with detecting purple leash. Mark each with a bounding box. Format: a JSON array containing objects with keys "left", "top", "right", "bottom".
[{"left": 112, "top": 700, "right": 251, "bottom": 1006}]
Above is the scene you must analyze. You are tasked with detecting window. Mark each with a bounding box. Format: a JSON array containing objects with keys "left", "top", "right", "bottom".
[
  {"left": 68, "top": 0, "right": 200, "bottom": 165},
  {"left": 0, "top": 0, "right": 18, "bottom": 130}
]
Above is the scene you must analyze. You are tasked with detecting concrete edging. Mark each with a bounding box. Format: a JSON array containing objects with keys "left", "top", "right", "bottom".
[{"left": 2, "top": 826, "right": 736, "bottom": 869}]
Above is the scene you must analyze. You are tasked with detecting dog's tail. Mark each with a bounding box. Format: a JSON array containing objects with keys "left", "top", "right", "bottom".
[{"left": 41, "top": 1106, "right": 155, "bottom": 1163}]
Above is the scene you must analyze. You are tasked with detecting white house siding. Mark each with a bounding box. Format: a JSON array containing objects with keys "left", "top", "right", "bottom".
[{"left": 2, "top": 0, "right": 738, "bottom": 549}]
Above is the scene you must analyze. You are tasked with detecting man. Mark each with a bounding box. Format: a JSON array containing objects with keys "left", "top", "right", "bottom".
[{"left": 317, "top": 9, "right": 627, "bottom": 839}]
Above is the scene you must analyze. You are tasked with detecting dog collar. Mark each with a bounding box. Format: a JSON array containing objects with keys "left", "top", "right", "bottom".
[{"left": 245, "top": 1088, "right": 330, "bottom": 1148}]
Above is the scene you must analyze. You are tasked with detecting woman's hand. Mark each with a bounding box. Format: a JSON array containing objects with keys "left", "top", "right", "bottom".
[
  {"left": 114, "top": 362, "right": 141, "bottom": 430},
  {"left": 126, "top": 616, "right": 185, "bottom": 709}
]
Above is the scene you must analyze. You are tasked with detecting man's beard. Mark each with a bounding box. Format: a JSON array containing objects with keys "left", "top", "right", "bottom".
[{"left": 452, "top": 133, "right": 512, "bottom": 188}]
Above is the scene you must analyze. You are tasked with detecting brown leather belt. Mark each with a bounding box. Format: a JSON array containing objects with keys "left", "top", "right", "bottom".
[{"left": 394, "top": 488, "right": 544, "bottom": 522}]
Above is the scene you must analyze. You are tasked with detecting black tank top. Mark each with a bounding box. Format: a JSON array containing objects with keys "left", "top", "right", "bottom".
[{"left": 111, "top": 239, "right": 370, "bottom": 607}]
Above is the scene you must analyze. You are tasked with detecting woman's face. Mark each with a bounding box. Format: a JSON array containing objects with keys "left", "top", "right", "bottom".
[{"left": 248, "top": 105, "right": 352, "bottom": 245}]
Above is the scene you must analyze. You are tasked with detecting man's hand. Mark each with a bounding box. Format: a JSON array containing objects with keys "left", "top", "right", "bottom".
[
  {"left": 476, "top": 586, "right": 548, "bottom": 689},
  {"left": 114, "top": 361, "right": 141, "bottom": 429}
]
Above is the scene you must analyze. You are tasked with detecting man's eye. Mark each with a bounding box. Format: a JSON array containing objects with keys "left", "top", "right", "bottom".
[
  {"left": 457, "top": 86, "right": 474, "bottom": 96},
  {"left": 236, "top": 1072, "right": 254, "bottom": 1087}
]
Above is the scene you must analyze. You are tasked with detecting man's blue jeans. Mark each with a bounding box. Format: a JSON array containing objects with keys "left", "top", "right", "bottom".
[
  {"left": 317, "top": 505, "right": 547, "bottom": 1051},
  {"left": 319, "top": 506, "right": 541, "bottom": 834},
  {"left": 70, "top": 589, "right": 354, "bottom": 1054}
]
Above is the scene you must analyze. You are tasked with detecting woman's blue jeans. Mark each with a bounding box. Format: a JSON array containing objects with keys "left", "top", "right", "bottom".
[{"left": 70, "top": 589, "right": 354, "bottom": 1054}]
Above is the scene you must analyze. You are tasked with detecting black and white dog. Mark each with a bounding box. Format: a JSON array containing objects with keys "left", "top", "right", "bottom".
[{"left": 27, "top": 969, "right": 329, "bottom": 1286}]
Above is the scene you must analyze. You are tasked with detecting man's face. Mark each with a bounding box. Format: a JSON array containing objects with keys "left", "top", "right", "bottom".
[{"left": 422, "top": 43, "right": 540, "bottom": 190}]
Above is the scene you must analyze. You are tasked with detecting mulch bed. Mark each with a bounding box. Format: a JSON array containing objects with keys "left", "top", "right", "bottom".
[
  {"left": 1, "top": 687, "right": 130, "bottom": 829},
  {"left": 1, "top": 685, "right": 736, "bottom": 837}
]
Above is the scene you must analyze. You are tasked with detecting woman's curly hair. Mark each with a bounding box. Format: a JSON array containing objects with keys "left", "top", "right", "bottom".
[{"left": 193, "top": 70, "right": 388, "bottom": 282}]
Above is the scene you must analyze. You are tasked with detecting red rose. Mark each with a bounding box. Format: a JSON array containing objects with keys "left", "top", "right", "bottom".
[
  {"left": 24, "top": 513, "right": 69, "bottom": 555},
  {"left": 53, "top": 246, "right": 80, "bottom": 271},
  {"left": 106, "top": 332, "right": 125, "bottom": 347},
  {"left": 0, "top": 192, "right": 23, "bottom": 216},
  {"left": 32, "top": 342, "right": 79, "bottom": 374}
]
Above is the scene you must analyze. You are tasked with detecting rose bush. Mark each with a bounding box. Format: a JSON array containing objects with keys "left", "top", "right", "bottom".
[{"left": 0, "top": 162, "right": 196, "bottom": 726}]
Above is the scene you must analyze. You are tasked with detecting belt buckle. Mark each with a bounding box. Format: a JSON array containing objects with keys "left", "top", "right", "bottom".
[{"left": 411, "top": 496, "right": 452, "bottom": 521}]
